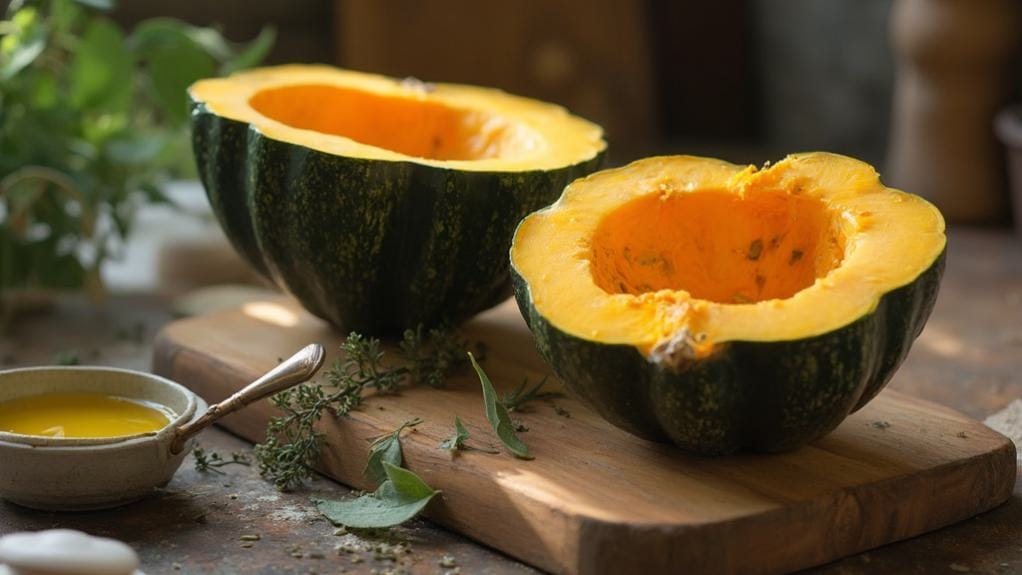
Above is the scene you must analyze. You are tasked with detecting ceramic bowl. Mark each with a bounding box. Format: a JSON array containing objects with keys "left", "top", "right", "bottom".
[{"left": 0, "top": 366, "right": 206, "bottom": 511}]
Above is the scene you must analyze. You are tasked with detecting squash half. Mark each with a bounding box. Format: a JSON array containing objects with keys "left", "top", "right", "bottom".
[
  {"left": 189, "top": 65, "right": 605, "bottom": 333},
  {"left": 511, "top": 153, "right": 945, "bottom": 453}
]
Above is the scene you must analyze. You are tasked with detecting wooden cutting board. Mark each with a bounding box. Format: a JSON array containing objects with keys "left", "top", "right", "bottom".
[{"left": 152, "top": 297, "right": 1017, "bottom": 575}]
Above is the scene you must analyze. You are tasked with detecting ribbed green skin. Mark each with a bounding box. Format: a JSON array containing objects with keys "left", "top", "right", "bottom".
[
  {"left": 511, "top": 249, "right": 945, "bottom": 454},
  {"left": 190, "top": 98, "right": 604, "bottom": 334}
]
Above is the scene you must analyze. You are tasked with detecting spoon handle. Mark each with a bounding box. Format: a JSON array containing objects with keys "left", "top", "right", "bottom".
[{"left": 170, "top": 343, "right": 326, "bottom": 454}]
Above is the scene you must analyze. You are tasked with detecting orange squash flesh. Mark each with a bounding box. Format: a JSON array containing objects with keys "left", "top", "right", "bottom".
[
  {"left": 589, "top": 190, "right": 845, "bottom": 304},
  {"left": 249, "top": 84, "right": 531, "bottom": 161}
]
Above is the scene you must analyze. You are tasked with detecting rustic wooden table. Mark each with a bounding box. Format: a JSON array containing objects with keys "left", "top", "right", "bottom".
[{"left": 0, "top": 229, "right": 1019, "bottom": 575}]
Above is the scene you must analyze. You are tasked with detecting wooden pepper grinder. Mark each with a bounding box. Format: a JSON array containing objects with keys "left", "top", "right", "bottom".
[{"left": 888, "top": 0, "right": 1021, "bottom": 224}]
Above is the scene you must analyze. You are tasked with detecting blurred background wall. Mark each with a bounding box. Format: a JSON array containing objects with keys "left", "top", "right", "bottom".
[{"left": 106, "top": 0, "right": 1022, "bottom": 227}]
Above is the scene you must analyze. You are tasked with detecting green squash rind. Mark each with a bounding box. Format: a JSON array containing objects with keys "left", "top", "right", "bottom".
[
  {"left": 190, "top": 98, "right": 604, "bottom": 334},
  {"left": 511, "top": 248, "right": 945, "bottom": 454}
]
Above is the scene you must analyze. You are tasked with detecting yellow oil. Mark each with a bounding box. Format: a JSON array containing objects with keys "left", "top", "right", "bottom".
[{"left": 0, "top": 393, "right": 175, "bottom": 438}]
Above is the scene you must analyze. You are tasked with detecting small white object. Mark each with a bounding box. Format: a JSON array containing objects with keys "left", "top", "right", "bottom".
[{"left": 0, "top": 529, "right": 141, "bottom": 575}]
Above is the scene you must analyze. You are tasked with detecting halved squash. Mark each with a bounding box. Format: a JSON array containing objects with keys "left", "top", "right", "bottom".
[
  {"left": 189, "top": 65, "right": 605, "bottom": 333},
  {"left": 511, "top": 153, "right": 946, "bottom": 453}
]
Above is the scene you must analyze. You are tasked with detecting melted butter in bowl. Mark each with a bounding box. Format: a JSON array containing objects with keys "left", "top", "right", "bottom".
[
  {"left": 0, "top": 366, "right": 204, "bottom": 510},
  {"left": 0, "top": 393, "right": 176, "bottom": 438}
]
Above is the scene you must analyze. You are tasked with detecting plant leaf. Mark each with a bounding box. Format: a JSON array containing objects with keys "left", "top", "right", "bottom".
[
  {"left": 106, "top": 132, "right": 168, "bottom": 164},
  {"left": 221, "top": 26, "right": 276, "bottom": 74},
  {"left": 363, "top": 417, "right": 420, "bottom": 486},
  {"left": 69, "top": 17, "right": 132, "bottom": 112},
  {"left": 317, "top": 461, "right": 437, "bottom": 529},
  {"left": 469, "top": 353, "right": 533, "bottom": 459},
  {"left": 182, "top": 25, "right": 232, "bottom": 61},
  {"left": 0, "top": 7, "right": 46, "bottom": 81},
  {"left": 382, "top": 461, "right": 435, "bottom": 501},
  {"left": 364, "top": 433, "right": 402, "bottom": 486},
  {"left": 72, "top": 0, "right": 114, "bottom": 10},
  {"left": 439, "top": 416, "right": 470, "bottom": 452},
  {"left": 147, "top": 40, "right": 215, "bottom": 125},
  {"left": 128, "top": 18, "right": 194, "bottom": 58}
]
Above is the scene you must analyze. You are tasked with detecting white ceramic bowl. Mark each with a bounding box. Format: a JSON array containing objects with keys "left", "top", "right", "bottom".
[{"left": 0, "top": 366, "right": 207, "bottom": 511}]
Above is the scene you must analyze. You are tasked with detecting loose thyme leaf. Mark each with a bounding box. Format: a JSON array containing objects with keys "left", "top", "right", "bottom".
[
  {"left": 364, "top": 418, "right": 421, "bottom": 486},
  {"left": 469, "top": 353, "right": 533, "bottom": 460},
  {"left": 439, "top": 416, "right": 470, "bottom": 452},
  {"left": 317, "top": 461, "right": 438, "bottom": 529},
  {"left": 501, "top": 376, "right": 563, "bottom": 412}
]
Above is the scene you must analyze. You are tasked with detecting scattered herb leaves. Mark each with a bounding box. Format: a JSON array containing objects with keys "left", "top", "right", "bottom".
[
  {"left": 469, "top": 352, "right": 533, "bottom": 460},
  {"left": 317, "top": 461, "right": 438, "bottom": 529},
  {"left": 500, "top": 375, "right": 562, "bottom": 412},
  {"left": 364, "top": 417, "right": 421, "bottom": 486},
  {"left": 255, "top": 327, "right": 469, "bottom": 491}
]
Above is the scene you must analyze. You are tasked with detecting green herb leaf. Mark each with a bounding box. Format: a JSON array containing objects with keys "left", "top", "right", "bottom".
[
  {"left": 364, "top": 417, "right": 421, "bottom": 486},
  {"left": 439, "top": 416, "right": 470, "bottom": 452},
  {"left": 317, "top": 461, "right": 438, "bottom": 529},
  {"left": 438, "top": 416, "right": 500, "bottom": 455},
  {"left": 469, "top": 352, "right": 533, "bottom": 460}
]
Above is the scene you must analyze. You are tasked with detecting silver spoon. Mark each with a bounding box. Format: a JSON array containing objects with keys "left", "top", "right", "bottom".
[{"left": 169, "top": 343, "right": 325, "bottom": 454}]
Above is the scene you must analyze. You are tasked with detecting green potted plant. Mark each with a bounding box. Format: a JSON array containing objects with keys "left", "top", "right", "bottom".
[{"left": 0, "top": 0, "right": 273, "bottom": 326}]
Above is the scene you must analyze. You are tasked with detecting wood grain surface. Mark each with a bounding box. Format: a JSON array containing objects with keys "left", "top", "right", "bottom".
[{"left": 152, "top": 297, "right": 1017, "bottom": 575}]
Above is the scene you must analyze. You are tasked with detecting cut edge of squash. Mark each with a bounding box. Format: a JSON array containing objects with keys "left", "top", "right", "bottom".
[
  {"left": 510, "top": 152, "right": 946, "bottom": 358},
  {"left": 189, "top": 65, "right": 606, "bottom": 172}
]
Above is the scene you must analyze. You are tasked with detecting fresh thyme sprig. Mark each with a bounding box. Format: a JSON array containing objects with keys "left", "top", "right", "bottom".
[
  {"left": 254, "top": 326, "right": 470, "bottom": 491},
  {"left": 400, "top": 325, "right": 478, "bottom": 388}
]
